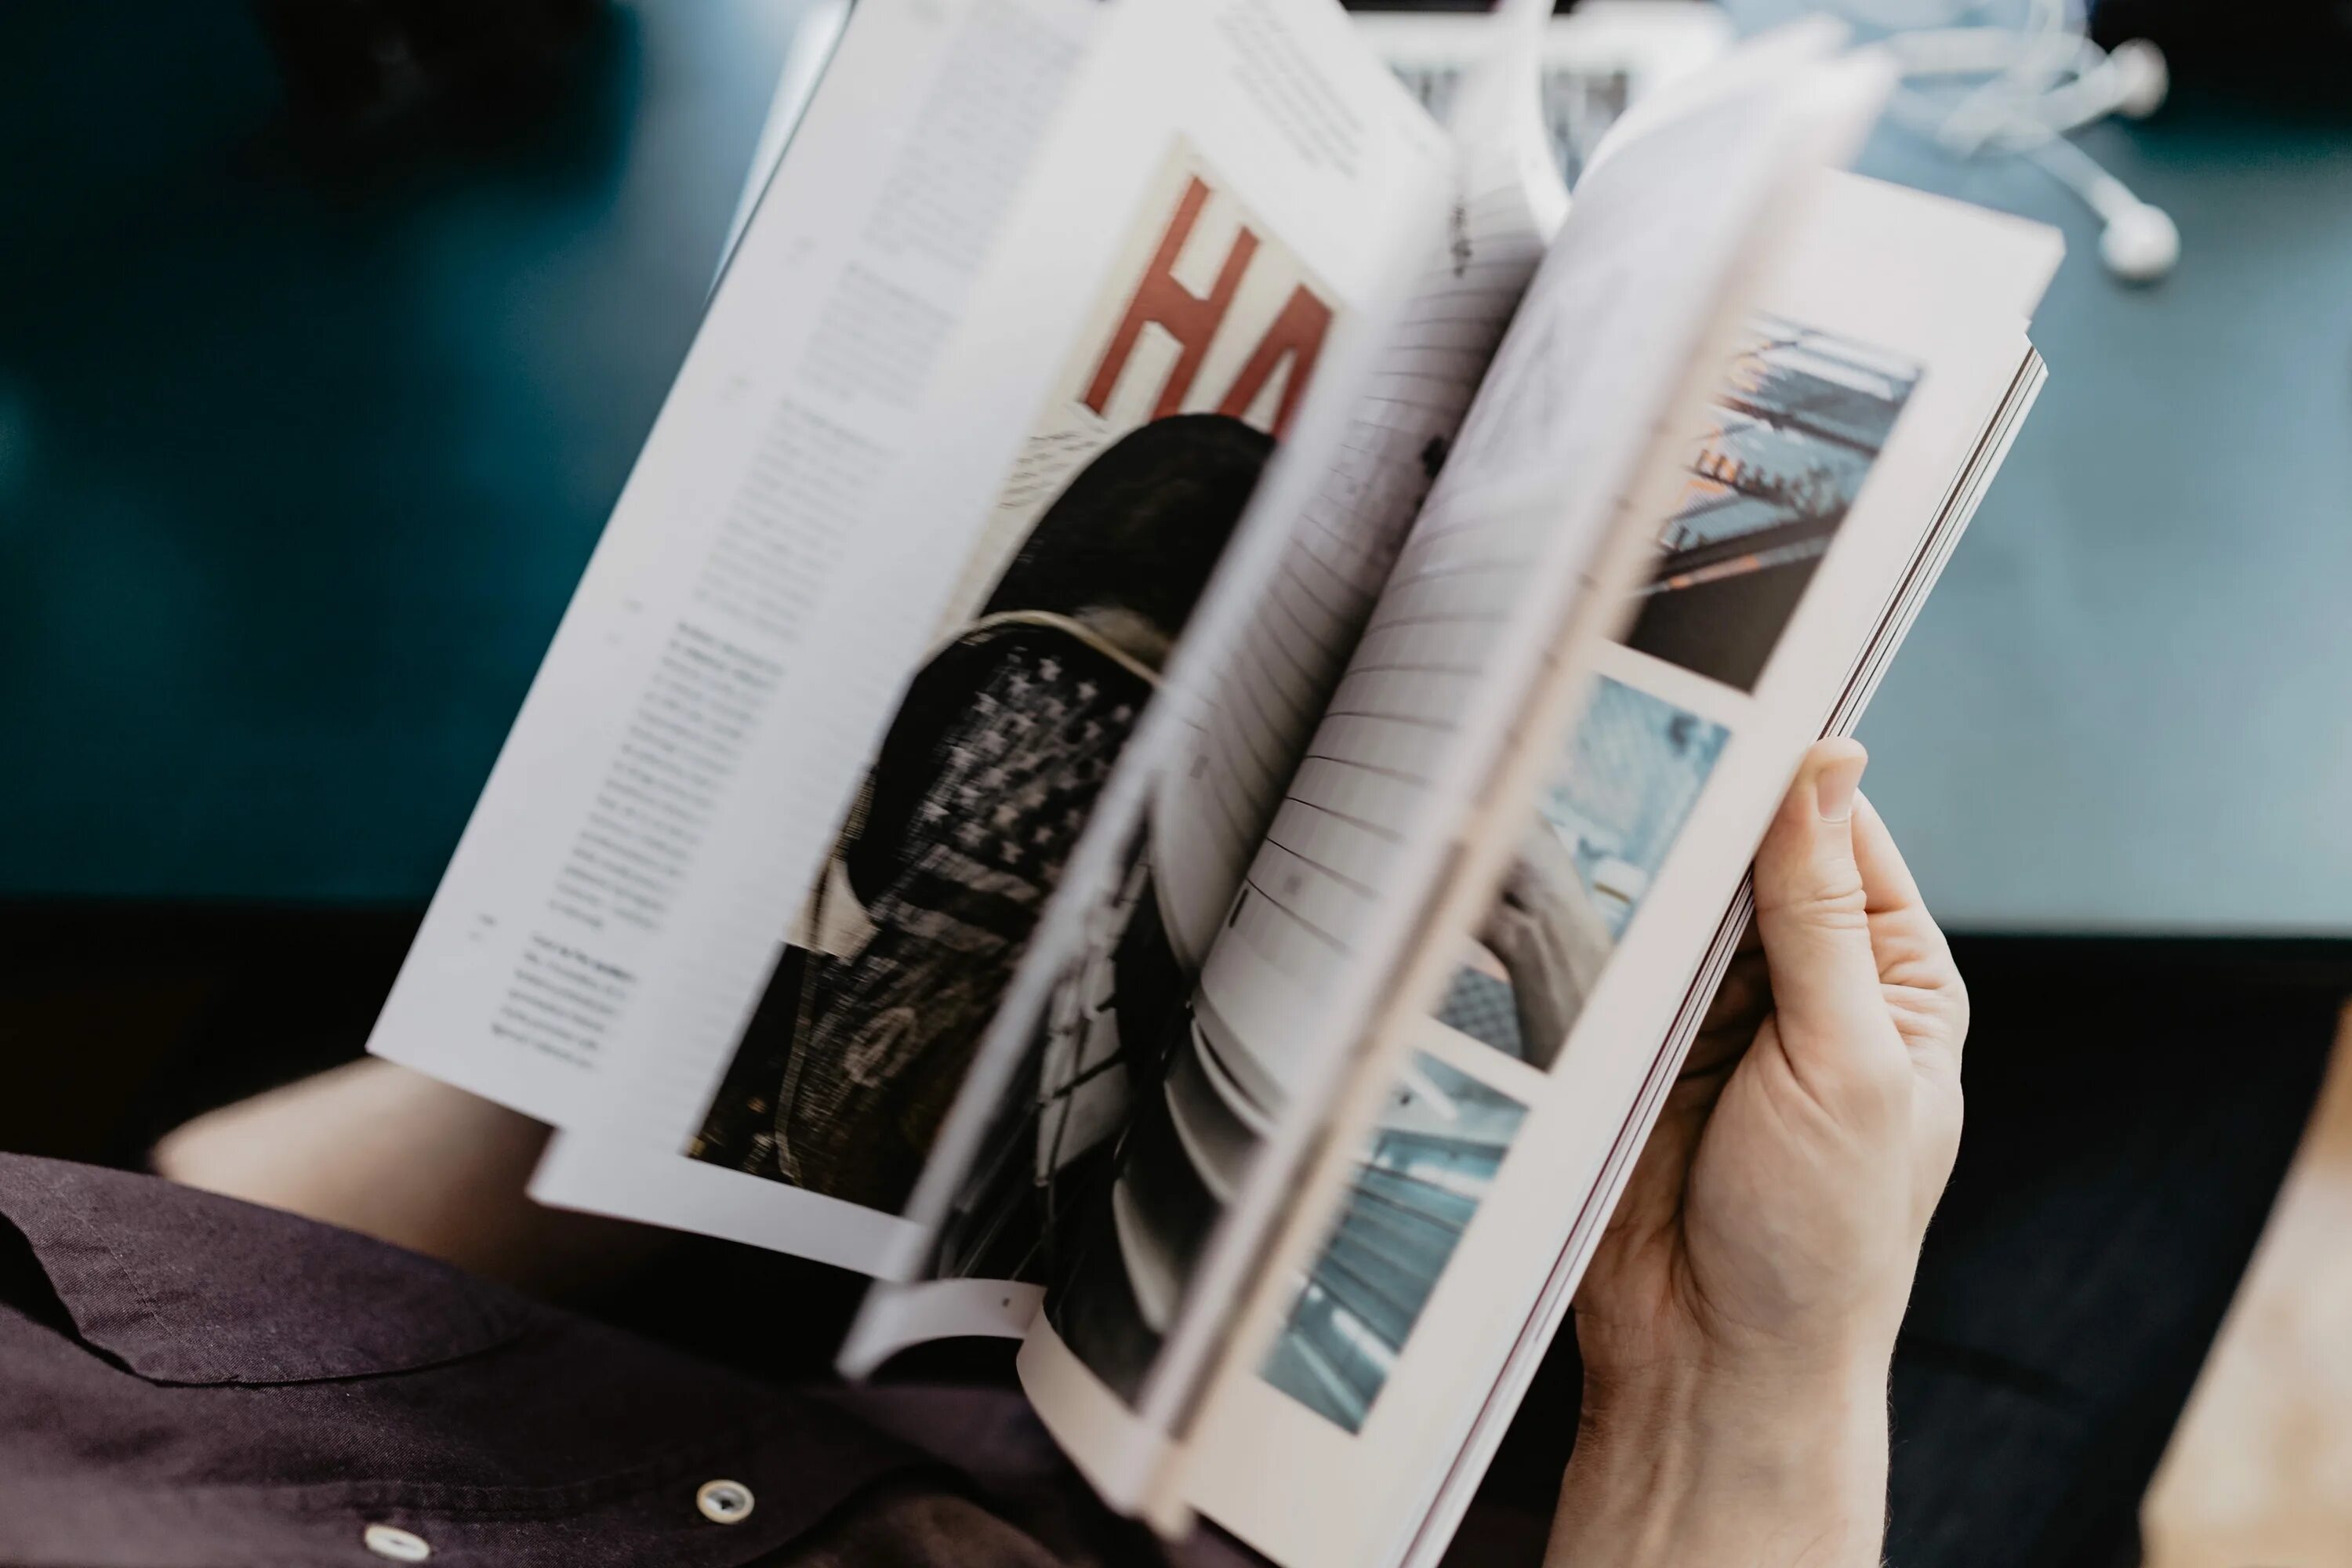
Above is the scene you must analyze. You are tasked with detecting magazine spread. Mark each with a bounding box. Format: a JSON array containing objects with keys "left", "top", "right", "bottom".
[{"left": 360, "top": 2, "right": 2064, "bottom": 1564}]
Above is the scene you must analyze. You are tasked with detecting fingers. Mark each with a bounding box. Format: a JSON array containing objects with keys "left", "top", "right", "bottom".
[
  {"left": 1848, "top": 791, "right": 1926, "bottom": 915},
  {"left": 1685, "top": 946, "right": 1769, "bottom": 1084},
  {"left": 1851, "top": 793, "right": 1969, "bottom": 1071},
  {"left": 1751, "top": 739, "right": 1902, "bottom": 1099},
  {"left": 1700, "top": 945, "right": 1771, "bottom": 1035}
]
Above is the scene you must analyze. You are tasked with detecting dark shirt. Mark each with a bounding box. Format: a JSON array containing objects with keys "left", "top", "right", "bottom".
[{"left": 0, "top": 1154, "right": 1253, "bottom": 1568}]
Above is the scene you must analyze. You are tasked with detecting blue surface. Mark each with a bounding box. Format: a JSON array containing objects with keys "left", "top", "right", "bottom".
[
  {"left": 0, "top": 2, "right": 808, "bottom": 901},
  {"left": 1846, "top": 109, "right": 2352, "bottom": 935},
  {"left": 5, "top": 4, "right": 2350, "bottom": 932}
]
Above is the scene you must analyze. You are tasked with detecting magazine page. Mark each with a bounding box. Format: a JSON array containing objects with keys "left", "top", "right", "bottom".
[
  {"left": 521, "top": 0, "right": 1457, "bottom": 1279},
  {"left": 1401, "top": 339, "right": 2051, "bottom": 1568},
  {"left": 1172, "top": 174, "right": 2061, "bottom": 1568},
  {"left": 1145, "top": 0, "right": 1567, "bottom": 970},
  {"left": 366, "top": 0, "right": 1108, "bottom": 1130},
  {"left": 1011, "top": 42, "right": 1894, "bottom": 1518},
  {"left": 831, "top": 0, "right": 1574, "bottom": 1372}
]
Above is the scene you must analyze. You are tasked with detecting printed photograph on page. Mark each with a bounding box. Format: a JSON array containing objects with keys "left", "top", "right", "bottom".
[
  {"left": 1432, "top": 674, "right": 1729, "bottom": 1071},
  {"left": 1624, "top": 315, "right": 1922, "bottom": 691},
  {"left": 683, "top": 139, "right": 1342, "bottom": 1218},
  {"left": 1258, "top": 1047, "right": 1530, "bottom": 1433}
]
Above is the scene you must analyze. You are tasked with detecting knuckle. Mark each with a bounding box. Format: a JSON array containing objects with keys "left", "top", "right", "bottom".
[{"left": 1762, "top": 877, "right": 1871, "bottom": 935}]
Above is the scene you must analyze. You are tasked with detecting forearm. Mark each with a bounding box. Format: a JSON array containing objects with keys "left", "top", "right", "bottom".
[
  {"left": 153, "top": 1059, "right": 660, "bottom": 1291},
  {"left": 1546, "top": 1356, "right": 1889, "bottom": 1568}
]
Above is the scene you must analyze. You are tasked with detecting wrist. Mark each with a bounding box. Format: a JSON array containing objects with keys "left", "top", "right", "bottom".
[{"left": 1548, "top": 1352, "right": 1889, "bottom": 1568}]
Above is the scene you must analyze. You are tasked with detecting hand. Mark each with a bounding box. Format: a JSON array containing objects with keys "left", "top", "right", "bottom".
[{"left": 1547, "top": 739, "right": 1968, "bottom": 1568}]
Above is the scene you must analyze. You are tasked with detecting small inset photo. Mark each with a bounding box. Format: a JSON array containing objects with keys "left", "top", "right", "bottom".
[
  {"left": 1625, "top": 315, "right": 1922, "bottom": 691},
  {"left": 1435, "top": 676, "right": 1728, "bottom": 1069},
  {"left": 1259, "top": 1051, "right": 1529, "bottom": 1435}
]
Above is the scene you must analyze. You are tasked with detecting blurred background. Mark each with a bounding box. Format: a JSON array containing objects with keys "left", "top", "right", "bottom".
[{"left": 2, "top": 2, "right": 2347, "bottom": 1564}]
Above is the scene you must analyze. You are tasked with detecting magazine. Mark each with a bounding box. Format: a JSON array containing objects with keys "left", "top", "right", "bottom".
[{"left": 365, "top": 2, "right": 2061, "bottom": 1564}]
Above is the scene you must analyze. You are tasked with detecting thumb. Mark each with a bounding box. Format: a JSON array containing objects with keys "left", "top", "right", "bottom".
[{"left": 1751, "top": 739, "right": 1894, "bottom": 1098}]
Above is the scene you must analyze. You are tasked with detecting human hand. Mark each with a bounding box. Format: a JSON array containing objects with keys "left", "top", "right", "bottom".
[{"left": 1547, "top": 739, "right": 1968, "bottom": 1568}]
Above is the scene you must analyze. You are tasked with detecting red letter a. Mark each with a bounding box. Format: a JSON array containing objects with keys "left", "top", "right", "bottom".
[
  {"left": 1083, "top": 176, "right": 1259, "bottom": 422},
  {"left": 1215, "top": 283, "right": 1332, "bottom": 440}
]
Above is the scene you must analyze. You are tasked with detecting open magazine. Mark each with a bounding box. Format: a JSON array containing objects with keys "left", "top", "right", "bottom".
[{"left": 366, "top": 2, "right": 2060, "bottom": 1564}]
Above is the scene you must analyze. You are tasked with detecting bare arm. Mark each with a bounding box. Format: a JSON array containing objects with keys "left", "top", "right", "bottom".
[{"left": 153, "top": 1059, "right": 661, "bottom": 1292}]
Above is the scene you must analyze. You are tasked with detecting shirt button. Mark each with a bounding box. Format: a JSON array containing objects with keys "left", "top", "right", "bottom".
[
  {"left": 362, "top": 1523, "right": 432, "bottom": 1561},
  {"left": 695, "top": 1478, "right": 757, "bottom": 1525}
]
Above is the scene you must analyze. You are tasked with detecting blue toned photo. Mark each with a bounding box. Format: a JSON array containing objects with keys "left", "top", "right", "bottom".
[
  {"left": 1261, "top": 1053, "right": 1529, "bottom": 1434},
  {"left": 1437, "top": 676, "right": 1729, "bottom": 1068},
  {"left": 1627, "top": 315, "right": 1922, "bottom": 691}
]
